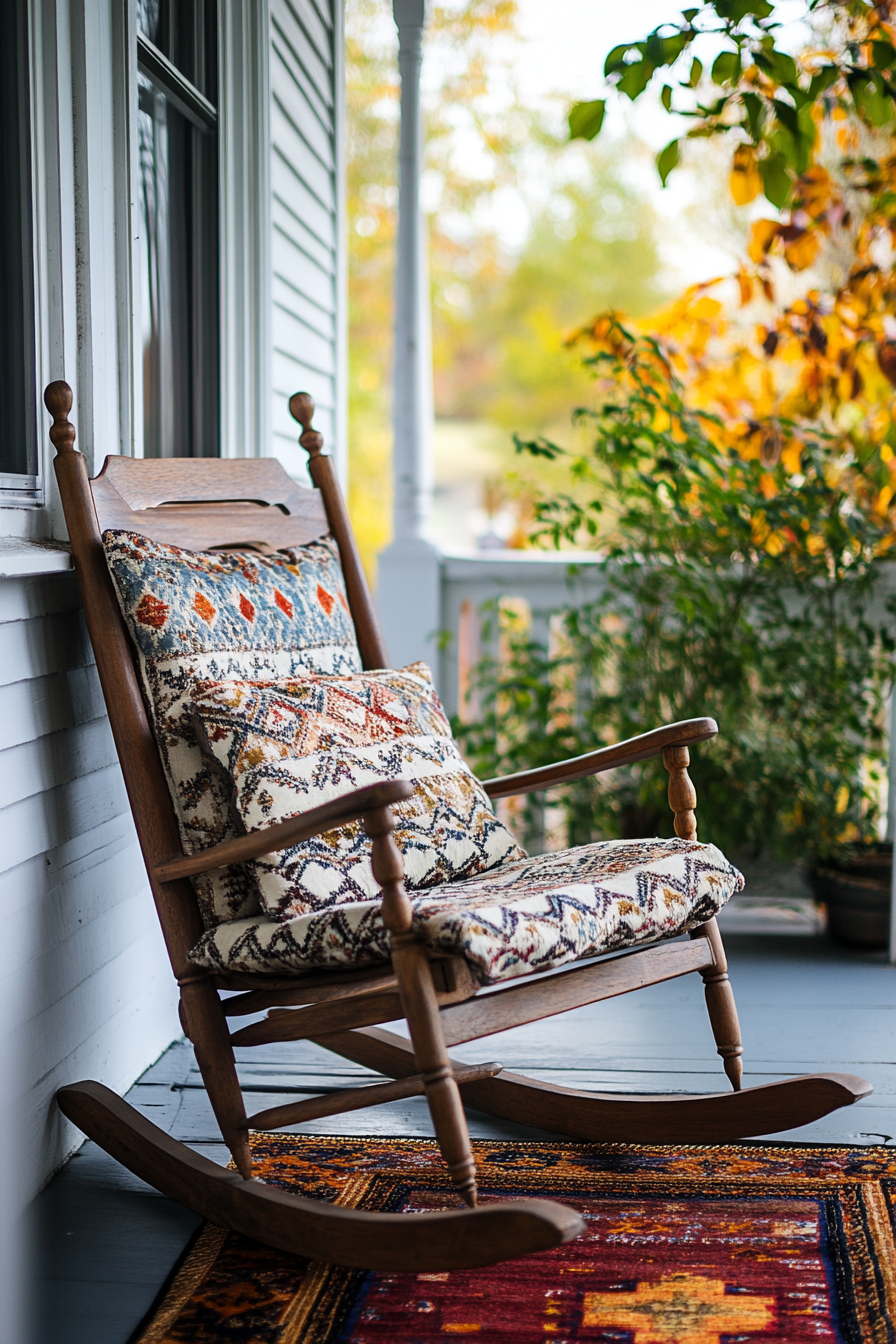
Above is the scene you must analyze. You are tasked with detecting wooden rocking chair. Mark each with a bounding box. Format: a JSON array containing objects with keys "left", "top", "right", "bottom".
[{"left": 45, "top": 379, "right": 871, "bottom": 1272}]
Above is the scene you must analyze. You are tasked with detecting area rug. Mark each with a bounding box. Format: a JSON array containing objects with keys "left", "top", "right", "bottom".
[{"left": 136, "top": 1134, "right": 896, "bottom": 1343}]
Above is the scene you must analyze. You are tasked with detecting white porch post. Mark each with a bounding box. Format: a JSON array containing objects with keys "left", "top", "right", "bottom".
[{"left": 376, "top": 0, "right": 442, "bottom": 676}]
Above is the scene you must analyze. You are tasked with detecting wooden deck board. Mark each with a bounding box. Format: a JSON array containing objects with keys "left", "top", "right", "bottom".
[{"left": 27, "top": 934, "right": 896, "bottom": 1343}]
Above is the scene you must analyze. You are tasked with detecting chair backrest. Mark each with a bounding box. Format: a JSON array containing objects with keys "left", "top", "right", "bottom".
[{"left": 44, "top": 380, "right": 390, "bottom": 981}]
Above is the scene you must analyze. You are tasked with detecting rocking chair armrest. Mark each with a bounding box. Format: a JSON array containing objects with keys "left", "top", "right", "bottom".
[
  {"left": 482, "top": 718, "right": 719, "bottom": 800},
  {"left": 153, "top": 780, "right": 414, "bottom": 882}
]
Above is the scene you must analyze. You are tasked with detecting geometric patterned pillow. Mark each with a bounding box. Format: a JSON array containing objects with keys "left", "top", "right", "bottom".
[
  {"left": 189, "top": 661, "right": 526, "bottom": 922},
  {"left": 103, "top": 529, "right": 362, "bottom": 927}
]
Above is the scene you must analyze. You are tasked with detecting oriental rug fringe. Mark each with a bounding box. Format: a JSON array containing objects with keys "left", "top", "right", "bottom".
[{"left": 136, "top": 1134, "right": 896, "bottom": 1343}]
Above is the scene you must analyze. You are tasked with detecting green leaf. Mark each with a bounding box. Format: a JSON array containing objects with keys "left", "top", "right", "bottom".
[
  {"left": 617, "top": 59, "right": 655, "bottom": 100},
  {"left": 711, "top": 50, "right": 741, "bottom": 85},
  {"left": 685, "top": 56, "right": 703, "bottom": 87},
  {"left": 682, "top": 7, "right": 699, "bottom": 19},
  {"left": 741, "top": 90, "right": 765, "bottom": 139},
  {"left": 657, "top": 138, "right": 680, "bottom": 186},
  {"left": 513, "top": 433, "right": 564, "bottom": 461},
  {"left": 646, "top": 29, "right": 692, "bottom": 68},
  {"left": 568, "top": 99, "right": 606, "bottom": 141},
  {"left": 772, "top": 96, "right": 800, "bottom": 138},
  {"left": 759, "top": 150, "right": 792, "bottom": 207},
  {"left": 808, "top": 64, "right": 839, "bottom": 101},
  {"left": 754, "top": 47, "right": 798, "bottom": 87},
  {"left": 715, "top": 0, "right": 773, "bottom": 21},
  {"left": 849, "top": 70, "right": 895, "bottom": 127},
  {"left": 871, "top": 39, "right": 896, "bottom": 70},
  {"left": 661, "top": 83, "right": 673, "bottom": 111},
  {"left": 604, "top": 43, "right": 634, "bottom": 77}
]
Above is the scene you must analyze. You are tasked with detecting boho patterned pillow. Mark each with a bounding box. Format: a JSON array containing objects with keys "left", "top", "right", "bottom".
[
  {"left": 103, "top": 529, "right": 362, "bottom": 926},
  {"left": 189, "top": 661, "right": 525, "bottom": 921}
]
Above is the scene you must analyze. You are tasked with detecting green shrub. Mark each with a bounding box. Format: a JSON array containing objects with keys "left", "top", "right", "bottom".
[{"left": 456, "top": 320, "right": 895, "bottom": 861}]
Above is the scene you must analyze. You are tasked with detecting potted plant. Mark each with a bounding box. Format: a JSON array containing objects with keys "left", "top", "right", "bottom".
[{"left": 811, "top": 844, "right": 892, "bottom": 949}]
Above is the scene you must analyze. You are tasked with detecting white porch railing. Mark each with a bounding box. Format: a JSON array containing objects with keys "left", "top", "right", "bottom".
[{"left": 435, "top": 550, "right": 605, "bottom": 718}]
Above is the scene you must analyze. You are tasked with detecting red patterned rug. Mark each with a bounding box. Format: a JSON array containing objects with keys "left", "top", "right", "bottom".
[{"left": 137, "top": 1134, "right": 896, "bottom": 1343}]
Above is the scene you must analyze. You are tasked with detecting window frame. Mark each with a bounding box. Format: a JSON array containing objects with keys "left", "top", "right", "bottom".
[
  {"left": 135, "top": 8, "right": 221, "bottom": 459},
  {"left": 0, "top": 0, "right": 43, "bottom": 509},
  {"left": 129, "top": 3, "right": 272, "bottom": 464}
]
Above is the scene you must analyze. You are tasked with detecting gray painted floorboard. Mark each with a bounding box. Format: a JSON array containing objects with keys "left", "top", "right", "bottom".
[{"left": 26, "top": 933, "right": 896, "bottom": 1343}]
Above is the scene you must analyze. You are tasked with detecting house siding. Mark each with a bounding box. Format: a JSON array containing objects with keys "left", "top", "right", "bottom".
[
  {"left": 0, "top": 572, "right": 178, "bottom": 1212},
  {"left": 269, "top": 0, "right": 343, "bottom": 478},
  {"left": 0, "top": 9, "right": 344, "bottom": 1300}
]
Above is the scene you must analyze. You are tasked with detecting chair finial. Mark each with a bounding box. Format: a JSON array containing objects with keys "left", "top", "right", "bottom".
[
  {"left": 289, "top": 391, "right": 324, "bottom": 459},
  {"left": 44, "top": 381, "right": 77, "bottom": 456}
]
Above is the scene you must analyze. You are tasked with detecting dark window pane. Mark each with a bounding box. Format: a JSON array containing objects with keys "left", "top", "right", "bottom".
[
  {"left": 137, "top": 5, "right": 219, "bottom": 459},
  {"left": 137, "top": 0, "right": 217, "bottom": 105},
  {"left": 0, "top": 0, "right": 37, "bottom": 487}
]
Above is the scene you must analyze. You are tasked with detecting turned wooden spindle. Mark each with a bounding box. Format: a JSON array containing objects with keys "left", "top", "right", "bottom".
[
  {"left": 44, "top": 380, "right": 77, "bottom": 455},
  {"left": 289, "top": 391, "right": 325, "bottom": 459},
  {"left": 664, "top": 745, "right": 744, "bottom": 1089},
  {"left": 662, "top": 744, "right": 697, "bottom": 841},
  {"left": 689, "top": 917, "right": 744, "bottom": 1091},
  {"left": 365, "top": 804, "right": 479, "bottom": 1208},
  {"left": 364, "top": 803, "right": 414, "bottom": 939},
  {"left": 289, "top": 391, "right": 391, "bottom": 671}
]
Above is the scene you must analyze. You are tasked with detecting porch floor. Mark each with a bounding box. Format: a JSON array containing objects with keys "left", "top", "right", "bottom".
[{"left": 28, "top": 932, "right": 896, "bottom": 1344}]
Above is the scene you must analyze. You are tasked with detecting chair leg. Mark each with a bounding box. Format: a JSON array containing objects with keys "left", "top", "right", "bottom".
[
  {"left": 180, "top": 978, "right": 253, "bottom": 1178},
  {"left": 392, "top": 936, "right": 479, "bottom": 1207},
  {"left": 364, "top": 802, "right": 478, "bottom": 1208},
  {"left": 689, "top": 918, "right": 744, "bottom": 1091}
]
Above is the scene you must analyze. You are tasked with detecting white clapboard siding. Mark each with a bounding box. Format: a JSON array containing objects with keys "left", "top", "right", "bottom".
[
  {"left": 0, "top": 573, "right": 179, "bottom": 1199},
  {"left": 270, "top": 0, "right": 340, "bottom": 479}
]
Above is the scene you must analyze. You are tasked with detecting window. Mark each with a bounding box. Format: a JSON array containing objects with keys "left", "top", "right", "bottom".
[
  {"left": 137, "top": 0, "right": 219, "bottom": 457},
  {"left": 0, "top": 0, "right": 39, "bottom": 503}
]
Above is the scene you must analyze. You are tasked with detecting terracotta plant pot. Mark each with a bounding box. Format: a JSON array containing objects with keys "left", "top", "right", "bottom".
[{"left": 811, "top": 842, "right": 892, "bottom": 950}]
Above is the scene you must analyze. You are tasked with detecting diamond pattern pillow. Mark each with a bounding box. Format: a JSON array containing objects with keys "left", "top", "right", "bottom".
[
  {"left": 103, "top": 529, "right": 362, "bottom": 926},
  {"left": 189, "top": 661, "right": 526, "bottom": 921}
]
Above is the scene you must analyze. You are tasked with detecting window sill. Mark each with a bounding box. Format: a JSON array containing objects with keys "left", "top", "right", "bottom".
[{"left": 0, "top": 538, "right": 72, "bottom": 578}]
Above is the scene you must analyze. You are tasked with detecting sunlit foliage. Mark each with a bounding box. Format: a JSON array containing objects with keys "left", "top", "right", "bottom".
[{"left": 458, "top": 2, "right": 896, "bottom": 860}]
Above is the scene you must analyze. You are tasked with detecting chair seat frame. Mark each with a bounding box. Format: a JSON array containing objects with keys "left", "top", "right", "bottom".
[{"left": 45, "top": 381, "right": 870, "bottom": 1271}]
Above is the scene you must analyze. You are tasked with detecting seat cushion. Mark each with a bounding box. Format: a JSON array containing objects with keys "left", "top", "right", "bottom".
[
  {"left": 189, "top": 837, "right": 744, "bottom": 985},
  {"left": 189, "top": 662, "right": 525, "bottom": 921},
  {"left": 104, "top": 529, "right": 362, "bottom": 926}
]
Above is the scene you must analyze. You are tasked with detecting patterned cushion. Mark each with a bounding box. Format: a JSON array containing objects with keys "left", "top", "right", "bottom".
[
  {"left": 189, "top": 662, "right": 525, "bottom": 921},
  {"left": 188, "top": 837, "right": 744, "bottom": 985},
  {"left": 103, "top": 529, "right": 362, "bottom": 926}
]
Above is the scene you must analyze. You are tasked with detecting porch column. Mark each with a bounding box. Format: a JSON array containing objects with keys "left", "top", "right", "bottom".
[{"left": 376, "top": 0, "right": 442, "bottom": 677}]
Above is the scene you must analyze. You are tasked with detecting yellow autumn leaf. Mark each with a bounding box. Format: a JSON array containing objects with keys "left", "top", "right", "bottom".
[
  {"left": 837, "top": 369, "right": 854, "bottom": 402},
  {"left": 881, "top": 443, "right": 894, "bottom": 462},
  {"left": 835, "top": 784, "right": 850, "bottom": 815},
  {"left": 783, "top": 230, "right": 821, "bottom": 272},
  {"left": 751, "top": 511, "right": 770, "bottom": 544},
  {"left": 730, "top": 145, "right": 762, "bottom": 205},
  {"left": 781, "top": 440, "right": 803, "bottom": 474},
  {"left": 806, "top": 534, "right": 826, "bottom": 555},
  {"left": 690, "top": 296, "right": 723, "bottom": 321},
  {"left": 876, "top": 484, "right": 893, "bottom": 514},
  {"left": 759, "top": 472, "right": 778, "bottom": 499},
  {"left": 796, "top": 165, "right": 832, "bottom": 215},
  {"left": 764, "top": 531, "right": 785, "bottom": 555},
  {"left": 748, "top": 219, "right": 780, "bottom": 264}
]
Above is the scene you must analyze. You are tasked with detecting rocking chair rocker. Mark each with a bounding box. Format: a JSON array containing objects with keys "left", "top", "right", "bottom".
[{"left": 45, "top": 379, "right": 871, "bottom": 1272}]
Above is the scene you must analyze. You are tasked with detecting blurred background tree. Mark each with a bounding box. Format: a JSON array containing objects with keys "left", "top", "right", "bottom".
[
  {"left": 345, "top": 0, "right": 666, "bottom": 573},
  {"left": 454, "top": 0, "right": 896, "bottom": 861}
]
